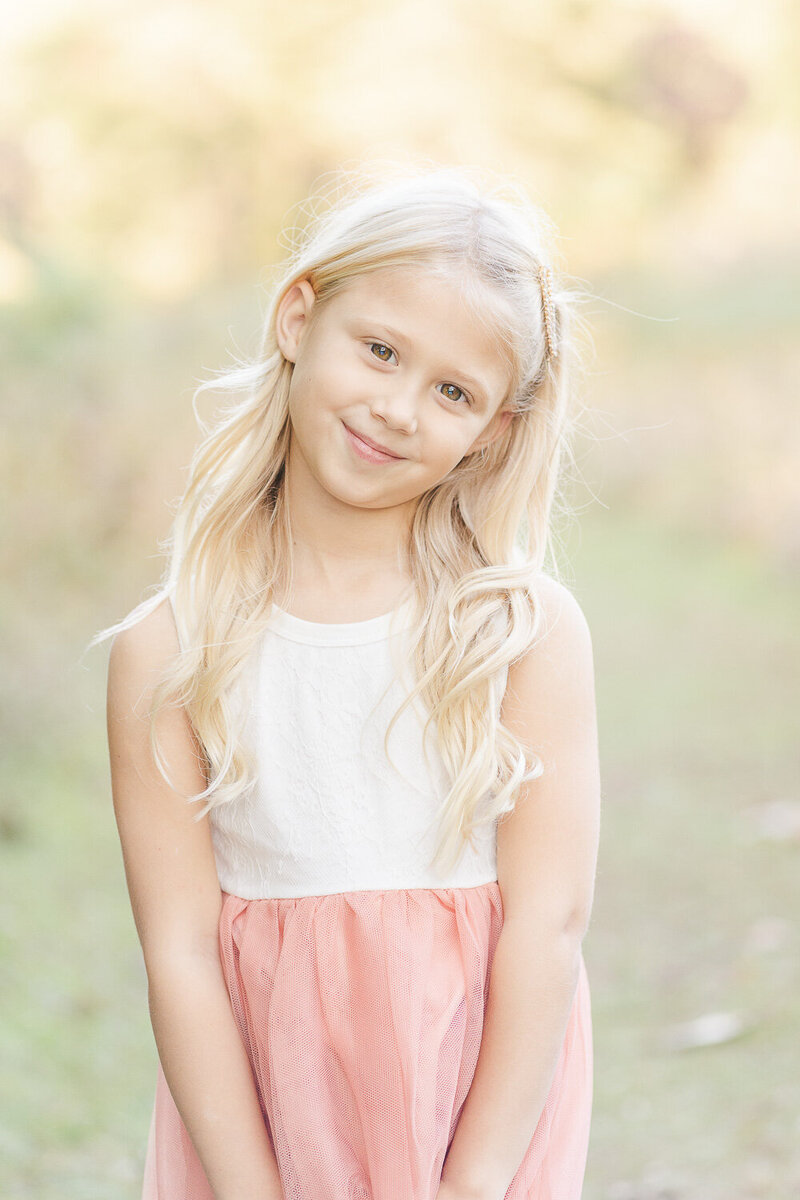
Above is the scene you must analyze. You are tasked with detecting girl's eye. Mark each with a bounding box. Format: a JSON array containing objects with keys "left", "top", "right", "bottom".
[
  {"left": 367, "top": 342, "right": 470, "bottom": 406},
  {"left": 439, "top": 383, "right": 469, "bottom": 406},
  {"left": 369, "top": 342, "right": 396, "bottom": 364}
]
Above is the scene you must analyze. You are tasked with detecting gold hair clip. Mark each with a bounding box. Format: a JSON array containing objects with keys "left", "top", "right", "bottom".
[{"left": 537, "top": 263, "right": 558, "bottom": 359}]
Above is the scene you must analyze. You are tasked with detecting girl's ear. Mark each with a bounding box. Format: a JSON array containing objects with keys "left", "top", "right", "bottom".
[
  {"left": 275, "top": 278, "right": 317, "bottom": 363},
  {"left": 468, "top": 406, "right": 514, "bottom": 454}
]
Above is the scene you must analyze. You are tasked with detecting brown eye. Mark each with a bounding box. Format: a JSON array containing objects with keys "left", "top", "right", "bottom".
[
  {"left": 440, "top": 383, "right": 468, "bottom": 405},
  {"left": 369, "top": 342, "right": 395, "bottom": 363}
]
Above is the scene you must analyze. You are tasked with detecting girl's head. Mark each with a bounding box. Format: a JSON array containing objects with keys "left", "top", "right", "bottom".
[
  {"left": 96, "top": 161, "right": 591, "bottom": 875},
  {"left": 257, "top": 166, "right": 577, "bottom": 570}
]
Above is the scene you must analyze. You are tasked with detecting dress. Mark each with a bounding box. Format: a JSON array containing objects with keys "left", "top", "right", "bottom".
[{"left": 142, "top": 590, "right": 593, "bottom": 1200}]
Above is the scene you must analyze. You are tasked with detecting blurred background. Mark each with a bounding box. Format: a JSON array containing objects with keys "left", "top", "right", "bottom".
[{"left": 1, "top": 0, "right": 798, "bottom": 1196}]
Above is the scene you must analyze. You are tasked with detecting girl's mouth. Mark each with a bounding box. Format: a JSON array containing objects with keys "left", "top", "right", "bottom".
[{"left": 342, "top": 422, "right": 406, "bottom": 464}]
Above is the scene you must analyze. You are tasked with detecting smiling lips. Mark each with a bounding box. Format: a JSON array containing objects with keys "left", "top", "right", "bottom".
[{"left": 343, "top": 423, "right": 406, "bottom": 462}]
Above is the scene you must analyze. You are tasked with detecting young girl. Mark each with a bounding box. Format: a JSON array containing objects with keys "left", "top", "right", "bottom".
[{"left": 101, "top": 163, "right": 600, "bottom": 1200}]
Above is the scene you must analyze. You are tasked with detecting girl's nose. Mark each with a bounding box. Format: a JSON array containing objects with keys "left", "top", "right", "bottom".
[{"left": 369, "top": 384, "right": 420, "bottom": 434}]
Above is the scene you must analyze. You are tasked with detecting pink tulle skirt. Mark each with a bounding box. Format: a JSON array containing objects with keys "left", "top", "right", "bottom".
[{"left": 142, "top": 882, "right": 592, "bottom": 1199}]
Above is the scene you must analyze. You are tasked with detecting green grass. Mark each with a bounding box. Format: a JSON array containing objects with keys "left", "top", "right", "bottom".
[
  {"left": 573, "top": 505, "right": 800, "bottom": 1199},
  {"left": 0, "top": 736, "right": 156, "bottom": 1198}
]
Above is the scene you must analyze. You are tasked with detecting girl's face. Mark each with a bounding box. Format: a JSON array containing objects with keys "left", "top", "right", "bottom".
[{"left": 275, "top": 263, "right": 515, "bottom": 513}]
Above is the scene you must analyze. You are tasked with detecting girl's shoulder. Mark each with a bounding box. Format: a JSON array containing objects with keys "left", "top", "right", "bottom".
[
  {"left": 504, "top": 545, "right": 591, "bottom": 647},
  {"left": 107, "top": 594, "right": 181, "bottom": 691},
  {"left": 516, "top": 570, "right": 594, "bottom": 677},
  {"left": 527, "top": 568, "right": 584, "bottom": 613},
  {"left": 116, "top": 589, "right": 178, "bottom": 647}
]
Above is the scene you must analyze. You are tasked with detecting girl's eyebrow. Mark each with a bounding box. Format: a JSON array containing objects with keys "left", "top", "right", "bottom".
[{"left": 361, "top": 319, "right": 492, "bottom": 403}]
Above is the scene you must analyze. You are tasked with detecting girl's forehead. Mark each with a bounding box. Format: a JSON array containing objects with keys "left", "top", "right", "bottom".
[{"left": 334, "top": 262, "right": 511, "bottom": 337}]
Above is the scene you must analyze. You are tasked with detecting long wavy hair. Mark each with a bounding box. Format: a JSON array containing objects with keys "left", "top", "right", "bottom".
[{"left": 90, "top": 160, "right": 593, "bottom": 876}]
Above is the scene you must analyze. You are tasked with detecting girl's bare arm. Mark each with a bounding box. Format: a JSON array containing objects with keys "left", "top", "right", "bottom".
[
  {"left": 107, "top": 598, "right": 284, "bottom": 1200},
  {"left": 438, "top": 576, "right": 601, "bottom": 1200}
]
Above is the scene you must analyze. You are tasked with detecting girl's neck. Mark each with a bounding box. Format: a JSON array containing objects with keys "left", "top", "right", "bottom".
[{"left": 272, "top": 572, "right": 414, "bottom": 625}]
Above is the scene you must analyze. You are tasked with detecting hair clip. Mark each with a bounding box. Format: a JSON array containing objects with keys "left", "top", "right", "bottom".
[{"left": 537, "top": 263, "right": 558, "bottom": 359}]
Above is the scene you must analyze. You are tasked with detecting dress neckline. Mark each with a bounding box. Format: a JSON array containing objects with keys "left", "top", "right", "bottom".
[{"left": 267, "top": 589, "right": 416, "bottom": 646}]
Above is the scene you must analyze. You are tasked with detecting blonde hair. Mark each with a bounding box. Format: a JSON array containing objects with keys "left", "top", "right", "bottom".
[{"left": 91, "top": 160, "right": 593, "bottom": 876}]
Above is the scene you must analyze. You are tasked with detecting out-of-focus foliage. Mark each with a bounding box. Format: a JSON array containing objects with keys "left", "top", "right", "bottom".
[{"left": 1, "top": 0, "right": 798, "bottom": 293}]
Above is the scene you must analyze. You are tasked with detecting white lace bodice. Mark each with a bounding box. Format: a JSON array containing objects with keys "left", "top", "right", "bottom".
[{"left": 169, "top": 591, "right": 508, "bottom": 899}]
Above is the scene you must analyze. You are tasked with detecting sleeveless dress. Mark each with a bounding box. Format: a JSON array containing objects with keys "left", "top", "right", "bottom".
[{"left": 141, "top": 590, "right": 593, "bottom": 1200}]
